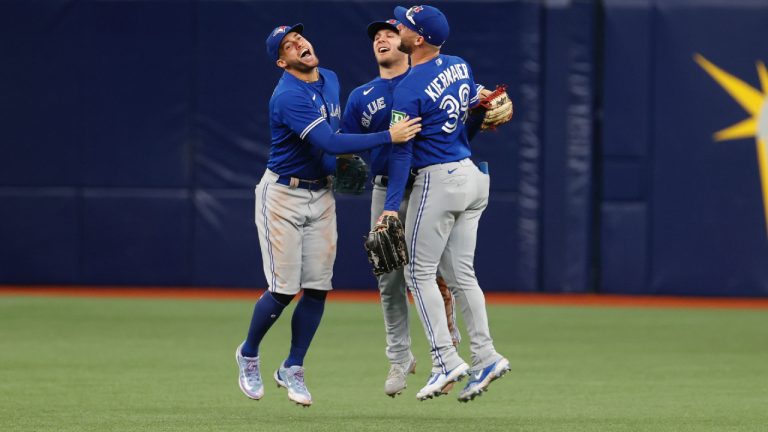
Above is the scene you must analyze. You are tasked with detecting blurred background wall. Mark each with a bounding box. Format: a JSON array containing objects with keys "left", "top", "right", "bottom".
[{"left": 1, "top": 0, "right": 766, "bottom": 296}]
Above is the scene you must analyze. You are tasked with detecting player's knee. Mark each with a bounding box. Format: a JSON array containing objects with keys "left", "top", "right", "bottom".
[
  {"left": 270, "top": 291, "right": 296, "bottom": 306},
  {"left": 302, "top": 288, "right": 327, "bottom": 302}
]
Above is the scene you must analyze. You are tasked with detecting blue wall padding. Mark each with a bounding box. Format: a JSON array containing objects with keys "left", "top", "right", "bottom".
[
  {"left": 602, "top": 160, "right": 646, "bottom": 201},
  {"left": 508, "top": 0, "right": 544, "bottom": 293},
  {"left": 600, "top": 203, "right": 647, "bottom": 294},
  {"left": 4, "top": 0, "right": 768, "bottom": 296},
  {"left": 73, "top": 2, "right": 194, "bottom": 187},
  {"left": 0, "top": 1, "right": 194, "bottom": 188},
  {"left": 601, "top": 0, "right": 651, "bottom": 158},
  {"left": 541, "top": 0, "right": 597, "bottom": 293},
  {"left": 81, "top": 190, "right": 191, "bottom": 285},
  {"left": 333, "top": 196, "right": 378, "bottom": 291},
  {"left": 0, "top": 189, "right": 80, "bottom": 283},
  {"left": 541, "top": 2, "right": 571, "bottom": 293},
  {"left": 0, "top": 4, "right": 85, "bottom": 187},
  {"left": 474, "top": 198, "right": 528, "bottom": 292},
  {"left": 192, "top": 190, "right": 264, "bottom": 286},
  {"left": 195, "top": 1, "right": 268, "bottom": 189}
]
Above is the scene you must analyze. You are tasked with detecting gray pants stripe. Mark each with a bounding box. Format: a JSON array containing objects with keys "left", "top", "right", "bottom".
[
  {"left": 260, "top": 183, "right": 276, "bottom": 292},
  {"left": 409, "top": 172, "right": 448, "bottom": 373}
]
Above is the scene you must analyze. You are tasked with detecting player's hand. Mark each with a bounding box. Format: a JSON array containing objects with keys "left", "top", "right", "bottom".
[
  {"left": 375, "top": 211, "right": 399, "bottom": 231},
  {"left": 389, "top": 116, "right": 422, "bottom": 144},
  {"left": 478, "top": 88, "right": 492, "bottom": 99}
]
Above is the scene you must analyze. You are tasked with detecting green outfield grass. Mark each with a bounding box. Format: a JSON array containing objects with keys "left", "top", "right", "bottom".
[{"left": 1, "top": 294, "right": 767, "bottom": 432}]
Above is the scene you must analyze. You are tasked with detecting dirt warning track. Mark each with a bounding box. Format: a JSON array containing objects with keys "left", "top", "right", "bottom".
[{"left": 2, "top": 286, "right": 768, "bottom": 310}]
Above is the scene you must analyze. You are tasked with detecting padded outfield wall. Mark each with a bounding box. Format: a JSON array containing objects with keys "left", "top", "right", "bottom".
[{"left": 1, "top": 0, "right": 766, "bottom": 296}]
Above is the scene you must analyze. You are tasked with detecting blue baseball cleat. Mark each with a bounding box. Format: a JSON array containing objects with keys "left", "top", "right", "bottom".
[
  {"left": 457, "top": 357, "right": 511, "bottom": 402},
  {"left": 235, "top": 342, "right": 264, "bottom": 400},
  {"left": 415, "top": 362, "right": 469, "bottom": 401},
  {"left": 274, "top": 365, "right": 313, "bottom": 406}
]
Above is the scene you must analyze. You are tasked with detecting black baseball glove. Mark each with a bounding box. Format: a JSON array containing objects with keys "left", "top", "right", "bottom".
[
  {"left": 364, "top": 214, "right": 409, "bottom": 276},
  {"left": 333, "top": 155, "right": 368, "bottom": 195}
]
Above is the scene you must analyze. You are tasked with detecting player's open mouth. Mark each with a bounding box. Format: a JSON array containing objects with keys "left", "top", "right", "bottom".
[
  {"left": 300, "top": 49, "right": 311, "bottom": 58},
  {"left": 377, "top": 47, "right": 390, "bottom": 53}
]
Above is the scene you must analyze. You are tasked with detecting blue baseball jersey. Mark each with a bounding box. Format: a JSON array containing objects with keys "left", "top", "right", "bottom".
[
  {"left": 268, "top": 68, "right": 391, "bottom": 180},
  {"left": 268, "top": 68, "right": 341, "bottom": 179},
  {"left": 384, "top": 54, "right": 481, "bottom": 210},
  {"left": 341, "top": 72, "right": 408, "bottom": 176}
]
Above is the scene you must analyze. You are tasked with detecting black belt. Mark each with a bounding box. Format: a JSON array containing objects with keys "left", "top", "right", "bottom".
[
  {"left": 276, "top": 175, "right": 329, "bottom": 191},
  {"left": 374, "top": 172, "right": 416, "bottom": 188}
]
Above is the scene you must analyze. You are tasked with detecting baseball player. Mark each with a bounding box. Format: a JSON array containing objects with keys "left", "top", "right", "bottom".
[
  {"left": 235, "top": 23, "right": 421, "bottom": 407},
  {"left": 342, "top": 19, "right": 486, "bottom": 397},
  {"left": 378, "top": 5, "right": 511, "bottom": 402}
]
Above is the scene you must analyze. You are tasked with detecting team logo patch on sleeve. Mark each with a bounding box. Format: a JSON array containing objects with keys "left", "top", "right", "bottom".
[{"left": 390, "top": 110, "right": 407, "bottom": 126}]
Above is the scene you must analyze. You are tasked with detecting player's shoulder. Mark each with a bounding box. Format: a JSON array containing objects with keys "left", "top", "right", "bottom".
[
  {"left": 441, "top": 53, "right": 468, "bottom": 64},
  {"left": 273, "top": 72, "right": 301, "bottom": 94},
  {"left": 318, "top": 67, "right": 339, "bottom": 84},
  {"left": 441, "top": 54, "right": 474, "bottom": 73},
  {"left": 271, "top": 83, "right": 306, "bottom": 109},
  {"left": 396, "top": 70, "right": 426, "bottom": 97}
]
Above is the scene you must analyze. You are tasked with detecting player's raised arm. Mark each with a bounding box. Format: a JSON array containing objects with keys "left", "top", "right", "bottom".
[{"left": 277, "top": 90, "right": 420, "bottom": 154}]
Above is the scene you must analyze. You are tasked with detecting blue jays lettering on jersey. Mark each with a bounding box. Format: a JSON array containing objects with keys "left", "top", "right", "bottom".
[
  {"left": 384, "top": 54, "right": 480, "bottom": 210},
  {"left": 341, "top": 72, "right": 408, "bottom": 176},
  {"left": 269, "top": 67, "right": 390, "bottom": 180}
]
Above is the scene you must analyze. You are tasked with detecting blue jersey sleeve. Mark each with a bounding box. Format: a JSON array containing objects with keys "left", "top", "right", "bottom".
[
  {"left": 383, "top": 86, "right": 421, "bottom": 211},
  {"left": 321, "top": 153, "right": 336, "bottom": 175},
  {"left": 465, "top": 83, "right": 485, "bottom": 141},
  {"left": 275, "top": 90, "right": 328, "bottom": 140},
  {"left": 276, "top": 90, "right": 390, "bottom": 155},
  {"left": 466, "top": 108, "right": 484, "bottom": 142},
  {"left": 467, "top": 68, "right": 480, "bottom": 109}
]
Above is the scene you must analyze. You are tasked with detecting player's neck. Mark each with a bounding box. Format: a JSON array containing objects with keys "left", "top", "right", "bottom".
[
  {"left": 379, "top": 61, "right": 409, "bottom": 80},
  {"left": 287, "top": 67, "right": 319, "bottom": 83},
  {"left": 410, "top": 48, "right": 440, "bottom": 67}
]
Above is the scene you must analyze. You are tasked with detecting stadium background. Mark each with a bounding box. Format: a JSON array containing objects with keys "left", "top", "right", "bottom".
[{"left": 2, "top": 0, "right": 768, "bottom": 297}]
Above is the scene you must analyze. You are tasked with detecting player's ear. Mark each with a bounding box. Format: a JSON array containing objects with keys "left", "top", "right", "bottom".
[
  {"left": 414, "top": 36, "right": 424, "bottom": 47},
  {"left": 276, "top": 58, "right": 287, "bottom": 69}
]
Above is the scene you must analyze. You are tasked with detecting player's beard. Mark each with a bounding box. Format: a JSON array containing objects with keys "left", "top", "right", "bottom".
[
  {"left": 287, "top": 56, "right": 319, "bottom": 73},
  {"left": 397, "top": 40, "right": 412, "bottom": 55}
]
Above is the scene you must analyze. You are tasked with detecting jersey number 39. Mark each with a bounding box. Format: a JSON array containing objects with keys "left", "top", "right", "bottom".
[{"left": 439, "top": 83, "right": 471, "bottom": 133}]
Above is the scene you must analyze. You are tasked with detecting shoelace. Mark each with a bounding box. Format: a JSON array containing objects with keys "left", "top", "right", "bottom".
[
  {"left": 288, "top": 369, "right": 308, "bottom": 393},
  {"left": 245, "top": 360, "right": 262, "bottom": 383}
]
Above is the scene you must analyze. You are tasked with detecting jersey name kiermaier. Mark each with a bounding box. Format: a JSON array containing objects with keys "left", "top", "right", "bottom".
[
  {"left": 383, "top": 54, "right": 480, "bottom": 211},
  {"left": 391, "top": 54, "right": 479, "bottom": 169},
  {"left": 341, "top": 72, "right": 407, "bottom": 176},
  {"left": 268, "top": 68, "right": 342, "bottom": 179}
]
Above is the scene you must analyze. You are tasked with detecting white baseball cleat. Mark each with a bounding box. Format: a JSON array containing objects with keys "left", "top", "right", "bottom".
[
  {"left": 235, "top": 342, "right": 264, "bottom": 400},
  {"left": 415, "top": 362, "right": 469, "bottom": 400},
  {"left": 274, "top": 365, "right": 313, "bottom": 407},
  {"left": 457, "top": 357, "right": 510, "bottom": 402},
  {"left": 385, "top": 356, "right": 417, "bottom": 397}
]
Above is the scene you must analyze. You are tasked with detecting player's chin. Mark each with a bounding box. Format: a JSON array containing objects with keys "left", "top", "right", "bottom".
[{"left": 299, "top": 55, "right": 319, "bottom": 68}]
